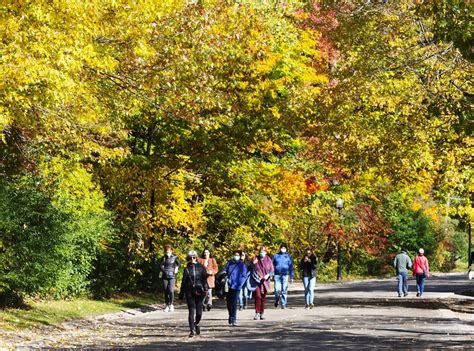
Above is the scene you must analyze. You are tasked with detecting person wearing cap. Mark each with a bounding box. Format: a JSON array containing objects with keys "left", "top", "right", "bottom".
[
  {"left": 159, "top": 245, "right": 181, "bottom": 312},
  {"left": 394, "top": 248, "right": 412, "bottom": 297},
  {"left": 412, "top": 248, "right": 430, "bottom": 297},
  {"left": 272, "top": 242, "right": 294, "bottom": 309},
  {"left": 224, "top": 249, "right": 248, "bottom": 326},
  {"left": 179, "top": 250, "right": 208, "bottom": 338}
]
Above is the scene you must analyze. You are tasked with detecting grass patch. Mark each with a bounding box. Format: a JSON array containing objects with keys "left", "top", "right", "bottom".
[{"left": 0, "top": 293, "right": 159, "bottom": 330}]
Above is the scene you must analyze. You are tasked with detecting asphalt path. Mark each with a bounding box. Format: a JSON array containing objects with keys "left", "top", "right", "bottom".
[{"left": 2, "top": 273, "right": 473, "bottom": 350}]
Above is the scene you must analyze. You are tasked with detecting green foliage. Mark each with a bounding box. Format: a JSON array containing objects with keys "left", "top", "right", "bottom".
[
  {"left": 382, "top": 192, "right": 437, "bottom": 256},
  {"left": 0, "top": 159, "right": 114, "bottom": 305},
  {"left": 0, "top": 175, "right": 69, "bottom": 304}
]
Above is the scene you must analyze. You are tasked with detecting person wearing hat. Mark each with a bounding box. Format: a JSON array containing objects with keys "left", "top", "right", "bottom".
[
  {"left": 412, "top": 248, "right": 430, "bottom": 297},
  {"left": 394, "top": 248, "right": 412, "bottom": 297},
  {"left": 179, "top": 250, "right": 208, "bottom": 338},
  {"left": 272, "top": 242, "right": 294, "bottom": 309}
]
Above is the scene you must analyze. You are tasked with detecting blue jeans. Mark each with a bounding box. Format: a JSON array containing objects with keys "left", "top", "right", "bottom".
[
  {"left": 238, "top": 285, "right": 251, "bottom": 306},
  {"left": 396, "top": 272, "right": 408, "bottom": 296},
  {"left": 416, "top": 273, "right": 426, "bottom": 295},
  {"left": 274, "top": 274, "right": 289, "bottom": 307},
  {"left": 303, "top": 276, "right": 315, "bottom": 305},
  {"left": 226, "top": 288, "right": 240, "bottom": 323}
]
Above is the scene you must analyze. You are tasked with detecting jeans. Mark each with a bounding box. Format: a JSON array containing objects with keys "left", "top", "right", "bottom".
[
  {"left": 396, "top": 272, "right": 408, "bottom": 296},
  {"left": 302, "top": 276, "right": 315, "bottom": 305},
  {"left": 185, "top": 291, "right": 204, "bottom": 332},
  {"left": 204, "top": 288, "right": 213, "bottom": 306},
  {"left": 238, "top": 286, "right": 251, "bottom": 306},
  {"left": 162, "top": 278, "right": 176, "bottom": 305},
  {"left": 416, "top": 273, "right": 426, "bottom": 295},
  {"left": 226, "top": 288, "right": 240, "bottom": 323},
  {"left": 274, "top": 274, "right": 289, "bottom": 307}
]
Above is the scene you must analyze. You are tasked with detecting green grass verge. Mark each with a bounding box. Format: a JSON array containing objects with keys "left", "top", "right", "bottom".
[{"left": 0, "top": 293, "right": 159, "bottom": 330}]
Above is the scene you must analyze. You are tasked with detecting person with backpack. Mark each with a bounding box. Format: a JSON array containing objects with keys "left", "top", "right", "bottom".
[
  {"left": 251, "top": 245, "right": 274, "bottom": 320},
  {"left": 179, "top": 250, "right": 208, "bottom": 338},
  {"left": 299, "top": 247, "right": 318, "bottom": 309},
  {"left": 224, "top": 250, "right": 248, "bottom": 326},
  {"left": 394, "top": 248, "right": 412, "bottom": 297},
  {"left": 159, "top": 245, "right": 181, "bottom": 312},
  {"left": 272, "top": 242, "right": 294, "bottom": 309},
  {"left": 198, "top": 248, "right": 218, "bottom": 311},
  {"left": 413, "top": 248, "right": 430, "bottom": 297}
]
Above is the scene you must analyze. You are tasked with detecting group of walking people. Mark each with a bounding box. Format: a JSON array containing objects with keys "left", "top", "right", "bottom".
[
  {"left": 158, "top": 243, "right": 318, "bottom": 337},
  {"left": 394, "top": 248, "right": 430, "bottom": 297}
]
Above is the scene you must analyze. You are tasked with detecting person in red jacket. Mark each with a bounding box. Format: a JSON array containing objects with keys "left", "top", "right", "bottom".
[{"left": 413, "top": 248, "right": 430, "bottom": 297}]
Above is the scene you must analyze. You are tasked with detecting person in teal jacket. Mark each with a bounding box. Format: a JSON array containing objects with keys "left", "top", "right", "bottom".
[{"left": 272, "top": 243, "right": 294, "bottom": 309}]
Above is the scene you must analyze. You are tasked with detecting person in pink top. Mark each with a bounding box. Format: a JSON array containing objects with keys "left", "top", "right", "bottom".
[{"left": 413, "top": 248, "right": 430, "bottom": 297}]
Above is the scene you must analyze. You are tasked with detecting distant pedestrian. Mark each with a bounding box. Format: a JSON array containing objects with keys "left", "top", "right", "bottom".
[
  {"left": 224, "top": 250, "right": 248, "bottom": 326},
  {"left": 394, "top": 248, "right": 412, "bottom": 297},
  {"left": 179, "top": 250, "right": 208, "bottom": 338},
  {"left": 238, "top": 252, "right": 252, "bottom": 310},
  {"left": 272, "top": 243, "right": 294, "bottom": 309},
  {"left": 251, "top": 246, "right": 274, "bottom": 320},
  {"left": 300, "top": 248, "right": 318, "bottom": 309},
  {"left": 198, "top": 248, "right": 218, "bottom": 311},
  {"left": 413, "top": 248, "right": 430, "bottom": 297},
  {"left": 159, "top": 245, "right": 181, "bottom": 312}
]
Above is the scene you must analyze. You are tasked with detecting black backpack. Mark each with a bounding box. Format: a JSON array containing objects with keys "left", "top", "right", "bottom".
[{"left": 215, "top": 270, "right": 228, "bottom": 299}]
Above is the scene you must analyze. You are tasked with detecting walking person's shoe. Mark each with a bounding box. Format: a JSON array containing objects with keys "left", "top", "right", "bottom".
[
  {"left": 169, "top": 304, "right": 174, "bottom": 312},
  {"left": 281, "top": 304, "right": 286, "bottom": 309},
  {"left": 274, "top": 294, "right": 280, "bottom": 308},
  {"left": 231, "top": 322, "right": 238, "bottom": 327},
  {"left": 398, "top": 294, "right": 402, "bottom": 297},
  {"left": 239, "top": 305, "right": 243, "bottom": 311},
  {"left": 259, "top": 314, "right": 265, "bottom": 320},
  {"left": 254, "top": 313, "right": 260, "bottom": 320},
  {"left": 164, "top": 305, "right": 170, "bottom": 312},
  {"left": 404, "top": 293, "right": 408, "bottom": 297},
  {"left": 305, "top": 304, "right": 309, "bottom": 309},
  {"left": 416, "top": 293, "right": 420, "bottom": 297},
  {"left": 310, "top": 304, "right": 314, "bottom": 309},
  {"left": 207, "top": 304, "right": 212, "bottom": 311},
  {"left": 189, "top": 330, "right": 196, "bottom": 338},
  {"left": 195, "top": 324, "right": 201, "bottom": 335}
]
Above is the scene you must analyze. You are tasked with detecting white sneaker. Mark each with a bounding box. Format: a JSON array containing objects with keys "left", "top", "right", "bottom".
[
  {"left": 169, "top": 304, "right": 174, "bottom": 312},
  {"left": 164, "top": 305, "right": 170, "bottom": 312}
]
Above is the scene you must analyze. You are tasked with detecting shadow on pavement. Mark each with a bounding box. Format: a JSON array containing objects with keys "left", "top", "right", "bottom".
[{"left": 79, "top": 314, "right": 471, "bottom": 350}]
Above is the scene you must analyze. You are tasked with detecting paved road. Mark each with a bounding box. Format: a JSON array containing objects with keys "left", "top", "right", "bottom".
[{"left": 2, "top": 273, "right": 473, "bottom": 350}]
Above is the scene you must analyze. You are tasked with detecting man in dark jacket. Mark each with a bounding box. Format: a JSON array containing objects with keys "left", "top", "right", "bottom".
[
  {"left": 224, "top": 250, "right": 248, "bottom": 326},
  {"left": 179, "top": 250, "right": 208, "bottom": 338},
  {"left": 160, "top": 245, "right": 181, "bottom": 312}
]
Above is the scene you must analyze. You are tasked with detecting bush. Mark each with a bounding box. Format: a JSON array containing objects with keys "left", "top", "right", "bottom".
[{"left": 0, "top": 175, "right": 69, "bottom": 306}]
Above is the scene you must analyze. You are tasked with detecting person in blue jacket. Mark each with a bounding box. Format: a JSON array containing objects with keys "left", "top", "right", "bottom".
[
  {"left": 224, "top": 249, "right": 248, "bottom": 326},
  {"left": 272, "top": 242, "right": 294, "bottom": 309}
]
